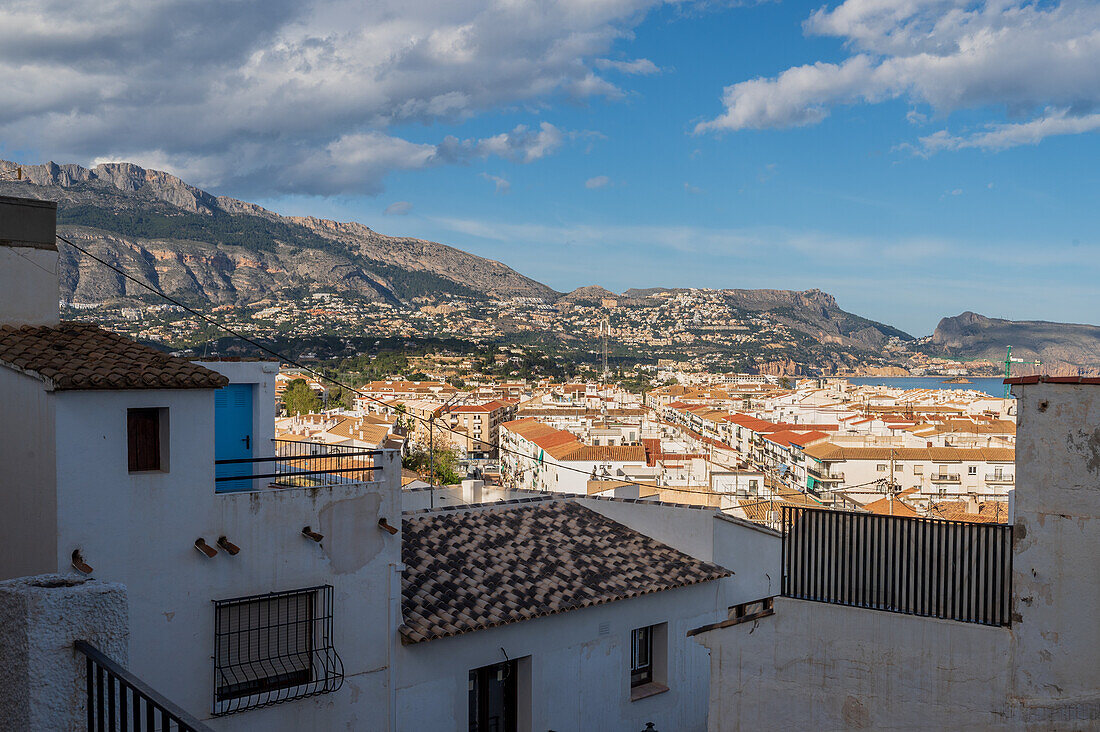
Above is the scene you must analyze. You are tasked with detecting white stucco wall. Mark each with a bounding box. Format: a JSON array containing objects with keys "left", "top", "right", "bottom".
[
  {"left": 47, "top": 383, "right": 401, "bottom": 730},
  {"left": 699, "top": 597, "right": 1013, "bottom": 731},
  {"left": 0, "top": 246, "right": 60, "bottom": 326},
  {"left": 0, "top": 575, "right": 128, "bottom": 732},
  {"left": 396, "top": 582, "right": 719, "bottom": 732},
  {"left": 1010, "top": 382, "right": 1100, "bottom": 725},
  {"left": 0, "top": 368, "right": 58, "bottom": 579}
]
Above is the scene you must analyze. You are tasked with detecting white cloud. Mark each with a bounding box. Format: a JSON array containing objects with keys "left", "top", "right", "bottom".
[
  {"left": 595, "top": 58, "right": 662, "bottom": 75},
  {"left": 0, "top": 0, "right": 672, "bottom": 194},
  {"left": 432, "top": 215, "right": 1100, "bottom": 272},
  {"left": 585, "top": 175, "right": 611, "bottom": 189},
  {"left": 919, "top": 109, "right": 1100, "bottom": 153},
  {"left": 480, "top": 173, "right": 511, "bottom": 194},
  {"left": 384, "top": 201, "right": 412, "bottom": 215},
  {"left": 684, "top": 182, "right": 703, "bottom": 194},
  {"left": 695, "top": 0, "right": 1100, "bottom": 151}
]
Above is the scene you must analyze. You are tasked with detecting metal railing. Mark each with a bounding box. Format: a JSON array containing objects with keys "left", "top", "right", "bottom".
[
  {"left": 808, "top": 466, "right": 845, "bottom": 481},
  {"left": 215, "top": 440, "right": 382, "bottom": 490},
  {"left": 781, "top": 506, "right": 1013, "bottom": 627},
  {"left": 76, "top": 640, "right": 212, "bottom": 731},
  {"left": 985, "top": 473, "right": 1015, "bottom": 483},
  {"left": 213, "top": 585, "right": 343, "bottom": 716},
  {"left": 931, "top": 473, "right": 961, "bottom": 482}
]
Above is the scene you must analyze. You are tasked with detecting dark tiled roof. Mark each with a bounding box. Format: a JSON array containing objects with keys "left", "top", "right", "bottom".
[
  {"left": 399, "top": 500, "right": 731, "bottom": 644},
  {"left": 0, "top": 322, "right": 228, "bottom": 391}
]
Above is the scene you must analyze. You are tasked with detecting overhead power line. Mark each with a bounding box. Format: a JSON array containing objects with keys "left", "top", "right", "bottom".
[{"left": 54, "top": 233, "right": 858, "bottom": 509}]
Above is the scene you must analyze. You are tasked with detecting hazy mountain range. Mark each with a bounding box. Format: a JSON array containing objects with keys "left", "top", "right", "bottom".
[{"left": 2, "top": 159, "right": 1098, "bottom": 371}]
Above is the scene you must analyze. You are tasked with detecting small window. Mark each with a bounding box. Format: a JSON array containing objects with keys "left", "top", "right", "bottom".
[
  {"left": 876, "top": 464, "right": 887, "bottom": 472},
  {"left": 213, "top": 586, "right": 342, "bottom": 715},
  {"left": 968, "top": 466, "right": 978, "bottom": 475},
  {"left": 913, "top": 464, "right": 924, "bottom": 475},
  {"left": 630, "top": 623, "right": 668, "bottom": 700},
  {"left": 128, "top": 408, "right": 165, "bottom": 472},
  {"left": 630, "top": 626, "right": 653, "bottom": 687}
]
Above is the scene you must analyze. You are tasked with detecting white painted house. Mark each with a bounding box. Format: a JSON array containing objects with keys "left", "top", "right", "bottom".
[
  {"left": 395, "top": 495, "right": 780, "bottom": 731},
  {"left": 0, "top": 195, "right": 402, "bottom": 730}
]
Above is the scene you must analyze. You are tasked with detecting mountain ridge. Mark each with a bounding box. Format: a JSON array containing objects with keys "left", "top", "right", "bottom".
[
  {"left": 2, "top": 160, "right": 559, "bottom": 305},
  {"left": 932, "top": 311, "right": 1100, "bottom": 371},
  {"left": 4, "top": 159, "right": 1098, "bottom": 371}
]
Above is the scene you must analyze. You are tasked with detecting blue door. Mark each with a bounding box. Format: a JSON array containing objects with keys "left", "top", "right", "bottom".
[{"left": 214, "top": 384, "right": 253, "bottom": 492}]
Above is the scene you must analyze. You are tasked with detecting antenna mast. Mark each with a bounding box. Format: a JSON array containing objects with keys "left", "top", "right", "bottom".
[{"left": 601, "top": 315, "right": 610, "bottom": 379}]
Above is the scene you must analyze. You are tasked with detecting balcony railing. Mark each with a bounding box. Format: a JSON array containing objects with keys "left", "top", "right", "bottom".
[
  {"left": 931, "top": 473, "right": 961, "bottom": 483},
  {"left": 76, "top": 640, "right": 212, "bottom": 731},
  {"left": 781, "top": 506, "right": 1012, "bottom": 627},
  {"left": 808, "top": 466, "right": 845, "bottom": 482},
  {"left": 985, "top": 473, "right": 1015, "bottom": 483},
  {"left": 215, "top": 440, "right": 382, "bottom": 491}
]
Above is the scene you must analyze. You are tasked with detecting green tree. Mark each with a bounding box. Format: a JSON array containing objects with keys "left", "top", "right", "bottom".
[
  {"left": 283, "top": 378, "right": 320, "bottom": 415},
  {"left": 402, "top": 446, "right": 463, "bottom": 485}
]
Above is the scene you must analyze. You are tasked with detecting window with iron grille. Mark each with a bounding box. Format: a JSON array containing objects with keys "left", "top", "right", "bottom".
[
  {"left": 213, "top": 585, "right": 343, "bottom": 715},
  {"left": 630, "top": 626, "right": 653, "bottom": 687}
]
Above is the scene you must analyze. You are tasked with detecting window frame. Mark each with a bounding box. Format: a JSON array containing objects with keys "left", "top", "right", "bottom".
[{"left": 630, "top": 625, "right": 653, "bottom": 688}]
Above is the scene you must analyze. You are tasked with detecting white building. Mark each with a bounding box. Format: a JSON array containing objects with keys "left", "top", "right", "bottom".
[
  {"left": 499, "top": 418, "right": 650, "bottom": 494},
  {"left": 395, "top": 495, "right": 780, "bottom": 731},
  {"left": 693, "top": 376, "right": 1100, "bottom": 730},
  {"left": 0, "top": 195, "right": 402, "bottom": 729}
]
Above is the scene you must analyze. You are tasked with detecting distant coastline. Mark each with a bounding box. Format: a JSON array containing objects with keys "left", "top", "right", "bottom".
[{"left": 847, "top": 375, "right": 1005, "bottom": 397}]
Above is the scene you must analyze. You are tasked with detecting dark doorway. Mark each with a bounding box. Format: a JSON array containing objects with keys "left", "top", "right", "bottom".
[{"left": 469, "top": 659, "right": 517, "bottom": 732}]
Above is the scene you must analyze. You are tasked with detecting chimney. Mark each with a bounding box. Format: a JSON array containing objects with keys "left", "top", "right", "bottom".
[{"left": 0, "top": 196, "right": 59, "bottom": 326}]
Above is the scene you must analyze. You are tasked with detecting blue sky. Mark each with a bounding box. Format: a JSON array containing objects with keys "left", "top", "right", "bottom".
[{"left": 4, "top": 0, "right": 1099, "bottom": 335}]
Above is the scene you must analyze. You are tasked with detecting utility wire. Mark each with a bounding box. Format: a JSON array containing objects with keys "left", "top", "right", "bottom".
[{"left": 55, "top": 232, "right": 861, "bottom": 508}]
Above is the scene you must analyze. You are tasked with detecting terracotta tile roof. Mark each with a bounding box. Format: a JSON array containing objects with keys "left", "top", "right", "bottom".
[
  {"left": 861, "top": 494, "right": 922, "bottom": 518},
  {"left": 399, "top": 501, "right": 731, "bottom": 644},
  {"left": 737, "top": 492, "right": 823, "bottom": 523},
  {"left": 928, "top": 499, "right": 1010, "bottom": 524},
  {"left": 802, "top": 442, "right": 1014, "bottom": 463},
  {"left": 560, "top": 444, "right": 647, "bottom": 462},
  {"left": 1004, "top": 375, "right": 1100, "bottom": 385},
  {"left": 0, "top": 322, "right": 228, "bottom": 391},
  {"left": 763, "top": 430, "right": 829, "bottom": 448}
]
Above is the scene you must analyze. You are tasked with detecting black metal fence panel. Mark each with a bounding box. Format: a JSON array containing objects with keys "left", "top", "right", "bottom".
[
  {"left": 75, "top": 640, "right": 212, "bottom": 732},
  {"left": 781, "top": 506, "right": 1012, "bottom": 627}
]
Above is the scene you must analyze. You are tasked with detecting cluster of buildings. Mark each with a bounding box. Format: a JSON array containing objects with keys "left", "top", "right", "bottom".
[{"left": 6, "top": 196, "right": 1095, "bottom": 731}]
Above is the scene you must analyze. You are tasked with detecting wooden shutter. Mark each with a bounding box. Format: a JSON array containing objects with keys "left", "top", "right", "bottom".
[{"left": 127, "top": 408, "right": 160, "bottom": 472}]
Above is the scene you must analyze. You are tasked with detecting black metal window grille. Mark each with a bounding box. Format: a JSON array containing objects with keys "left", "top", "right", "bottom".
[
  {"left": 630, "top": 626, "right": 653, "bottom": 687},
  {"left": 75, "top": 640, "right": 211, "bottom": 731},
  {"left": 213, "top": 585, "right": 343, "bottom": 715},
  {"left": 781, "top": 506, "right": 1013, "bottom": 627}
]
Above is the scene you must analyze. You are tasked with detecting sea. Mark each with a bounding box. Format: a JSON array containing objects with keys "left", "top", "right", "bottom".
[{"left": 847, "top": 376, "right": 1007, "bottom": 398}]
